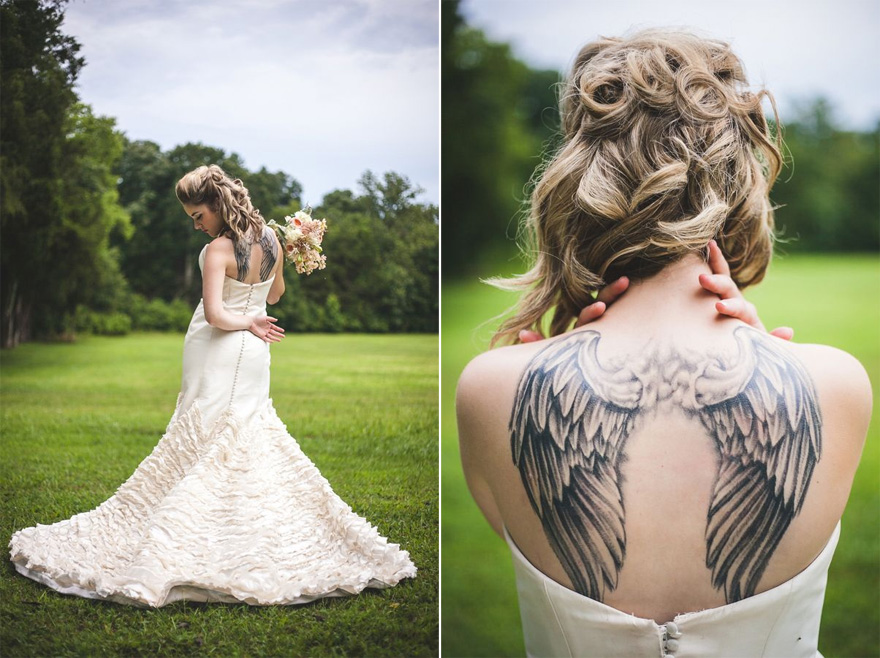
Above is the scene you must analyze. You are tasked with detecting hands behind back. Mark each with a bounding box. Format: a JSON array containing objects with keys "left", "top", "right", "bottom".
[
  {"left": 249, "top": 315, "right": 285, "bottom": 343},
  {"left": 518, "top": 240, "right": 793, "bottom": 343}
]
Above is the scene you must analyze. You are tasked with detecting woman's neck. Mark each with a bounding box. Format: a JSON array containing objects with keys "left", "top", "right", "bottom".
[{"left": 596, "top": 254, "right": 724, "bottom": 330}]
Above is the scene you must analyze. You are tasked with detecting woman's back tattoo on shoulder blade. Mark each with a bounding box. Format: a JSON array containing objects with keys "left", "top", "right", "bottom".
[{"left": 509, "top": 327, "right": 822, "bottom": 603}]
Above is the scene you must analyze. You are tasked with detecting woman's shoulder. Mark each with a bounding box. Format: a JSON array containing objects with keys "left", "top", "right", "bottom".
[
  {"left": 458, "top": 342, "right": 544, "bottom": 393},
  {"left": 456, "top": 339, "right": 567, "bottom": 439},
  {"left": 203, "top": 235, "right": 235, "bottom": 263},
  {"left": 785, "top": 340, "right": 872, "bottom": 398},
  {"left": 784, "top": 339, "right": 872, "bottom": 447},
  {"left": 206, "top": 235, "right": 234, "bottom": 251},
  {"left": 457, "top": 328, "right": 624, "bottom": 401},
  {"left": 458, "top": 345, "right": 523, "bottom": 425}
]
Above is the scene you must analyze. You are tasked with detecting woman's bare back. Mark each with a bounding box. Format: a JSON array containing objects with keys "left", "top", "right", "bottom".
[
  {"left": 223, "top": 224, "right": 280, "bottom": 284},
  {"left": 457, "top": 268, "right": 870, "bottom": 623}
]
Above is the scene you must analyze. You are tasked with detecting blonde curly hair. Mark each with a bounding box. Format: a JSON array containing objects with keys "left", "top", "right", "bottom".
[
  {"left": 490, "top": 29, "right": 782, "bottom": 345},
  {"left": 175, "top": 164, "right": 265, "bottom": 243}
]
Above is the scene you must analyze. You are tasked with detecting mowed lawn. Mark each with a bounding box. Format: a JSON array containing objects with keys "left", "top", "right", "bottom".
[
  {"left": 1, "top": 333, "right": 438, "bottom": 657},
  {"left": 441, "top": 254, "right": 880, "bottom": 658}
]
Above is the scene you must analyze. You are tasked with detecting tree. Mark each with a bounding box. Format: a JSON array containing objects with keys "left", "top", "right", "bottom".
[
  {"left": 358, "top": 172, "right": 438, "bottom": 331},
  {"left": 245, "top": 166, "right": 302, "bottom": 221},
  {"left": 772, "top": 99, "right": 880, "bottom": 252},
  {"left": 441, "top": 0, "right": 557, "bottom": 275},
  {"left": 268, "top": 171, "right": 438, "bottom": 333},
  {"left": 0, "top": 0, "right": 131, "bottom": 347},
  {"left": 53, "top": 103, "right": 131, "bottom": 325}
]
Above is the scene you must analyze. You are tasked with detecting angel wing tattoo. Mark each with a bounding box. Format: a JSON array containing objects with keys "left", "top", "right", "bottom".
[
  {"left": 510, "top": 331, "right": 642, "bottom": 600},
  {"left": 695, "top": 327, "right": 822, "bottom": 602},
  {"left": 510, "top": 326, "right": 822, "bottom": 604}
]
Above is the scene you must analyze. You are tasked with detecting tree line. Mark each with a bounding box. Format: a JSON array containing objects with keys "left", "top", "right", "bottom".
[
  {"left": 1, "top": 0, "right": 438, "bottom": 348},
  {"left": 441, "top": 0, "right": 879, "bottom": 276}
]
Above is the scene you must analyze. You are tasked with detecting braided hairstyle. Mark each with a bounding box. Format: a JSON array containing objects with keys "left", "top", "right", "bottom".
[
  {"left": 490, "top": 29, "right": 782, "bottom": 345},
  {"left": 175, "top": 164, "right": 265, "bottom": 244}
]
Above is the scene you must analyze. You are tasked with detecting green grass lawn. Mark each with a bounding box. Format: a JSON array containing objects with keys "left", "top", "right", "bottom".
[
  {"left": 1, "top": 332, "right": 438, "bottom": 657},
  {"left": 441, "top": 253, "right": 880, "bottom": 658}
]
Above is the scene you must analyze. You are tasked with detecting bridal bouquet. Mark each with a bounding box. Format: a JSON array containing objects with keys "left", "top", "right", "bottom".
[{"left": 267, "top": 206, "right": 328, "bottom": 275}]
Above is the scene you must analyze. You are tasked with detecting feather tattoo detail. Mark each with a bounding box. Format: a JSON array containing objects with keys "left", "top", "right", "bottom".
[
  {"left": 695, "top": 328, "right": 822, "bottom": 602},
  {"left": 510, "top": 327, "right": 822, "bottom": 603},
  {"left": 233, "top": 225, "right": 279, "bottom": 283},
  {"left": 511, "top": 331, "right": 641, "bottom": 600}
]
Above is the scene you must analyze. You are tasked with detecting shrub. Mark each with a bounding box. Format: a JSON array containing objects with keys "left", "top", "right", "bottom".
[
  {"left": 127, "top": 294, "right": 192, "bottom": 331},
  {"left": 167, "top": 299, "right": 193, "bottom": 332},
  {"left": 323, "top": 294, "right": 345, "bottom": 333},
  {"left": 73, "top": 306, "right": 132, "bottom": 336},
  {"left": 92, "top": 312, "right": 132, "bottom": 335}
]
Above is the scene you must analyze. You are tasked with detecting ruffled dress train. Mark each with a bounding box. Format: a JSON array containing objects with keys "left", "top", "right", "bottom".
[{"left": 9, "top": 243, "right": 416, "bottom": 607}]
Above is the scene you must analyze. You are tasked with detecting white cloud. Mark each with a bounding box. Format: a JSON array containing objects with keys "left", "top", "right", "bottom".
[{"left": 62, "top": 0, "right": 439, "bottom": 204}]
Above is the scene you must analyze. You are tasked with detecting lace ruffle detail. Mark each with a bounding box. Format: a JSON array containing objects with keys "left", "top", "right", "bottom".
[{"left": 9, "top": 397, "right": 417, "bottom": 608}]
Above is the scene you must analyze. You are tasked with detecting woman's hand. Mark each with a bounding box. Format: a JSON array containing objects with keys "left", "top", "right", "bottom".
[
  {"left": 699, "top": 240, "right": 793, "bottom": 340},
  {"left": 249, "top": 315, "right": 286, "bottom": 343},
  {"left": 519, "top": 240, "right": 792, "bottom": 343},
  {"left": 517, "top": 276, "right": 630, "bottom": 343}
]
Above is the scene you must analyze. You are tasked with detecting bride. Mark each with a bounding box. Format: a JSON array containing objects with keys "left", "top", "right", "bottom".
[
  {"left": 8, "top": 164, "right": 417, "bottom": 608},
  {"left": 456, "top": 30, "right": 870, "bottom": 656}
]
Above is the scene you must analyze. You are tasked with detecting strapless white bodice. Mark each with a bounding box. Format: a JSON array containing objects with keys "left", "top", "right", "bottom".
[
  {"left": 197, "top": 243, "right": 276, "bottom": 313},
  {"left": 505, "top": 522, "right": 840, "bottom": 658},
  {"left": 179, "top": 245, "right": 277, "bottom": 430}
]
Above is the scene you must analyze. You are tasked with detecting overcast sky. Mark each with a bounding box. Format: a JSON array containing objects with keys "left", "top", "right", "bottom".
[
  {"left": 62, "top": 0, "right": 439, "bottom": 206},
  {"left": 461, "top": 0, "right": 880, "bottom": 130}
]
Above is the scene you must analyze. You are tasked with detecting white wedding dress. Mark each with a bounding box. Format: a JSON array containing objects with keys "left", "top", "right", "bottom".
[{"left": 9, "top": 231, "right": 417, "bottom": 608}]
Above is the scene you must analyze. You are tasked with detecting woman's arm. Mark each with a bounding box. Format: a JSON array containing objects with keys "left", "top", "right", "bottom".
[
  {"left": 267, "top": 230, "right": 285, "bottom": 305},
  {"left": 456, "top": 353, "right": 506, "bottom": 538},
  {"left": 202, "top": 238, "right": 284, "bottom": 342}
]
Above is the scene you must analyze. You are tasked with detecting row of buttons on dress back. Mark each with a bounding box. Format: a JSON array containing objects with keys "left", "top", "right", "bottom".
[
  {"left": 659, "top": 621, "right": 682, "bottom": 658},
  {"left": 228, "top": 284, "right": 256, "bottom": 407}
]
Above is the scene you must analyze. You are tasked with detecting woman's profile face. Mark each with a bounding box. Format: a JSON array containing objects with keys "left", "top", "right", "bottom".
[{"left": 182, "top": 202, "right": 223, "bottom": 237}]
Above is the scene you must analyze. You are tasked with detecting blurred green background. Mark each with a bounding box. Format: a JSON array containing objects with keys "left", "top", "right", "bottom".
[{"left": 441, "top": 2, "right": 880, "bottom": 656}]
